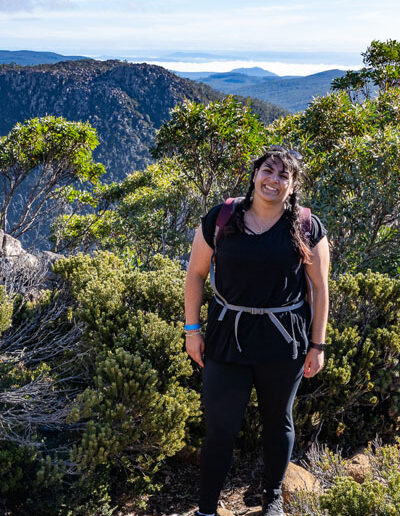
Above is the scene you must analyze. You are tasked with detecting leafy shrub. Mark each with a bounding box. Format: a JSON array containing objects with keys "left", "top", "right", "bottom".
[
  {"left": 287, "top": 439, "right": 400, "bottom": 515},
  {"left": 0, "top": 285, "right": 12, "bottom": 335},
  {"left": 53, "top": 251, "right": 201, "bottom": 509},
  {"left": 267, "top": 88, "right": 400, "bottom": 276},
  {"left": 295, "top": 270, "right": 400, "bottom": 450}
]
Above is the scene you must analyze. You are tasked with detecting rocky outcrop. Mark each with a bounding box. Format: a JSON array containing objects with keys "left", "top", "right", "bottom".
[
  {"left": 0, "top": 60, "right": 286, "bottom": 182},
  {"left": 0, "top": 230, "right": 62, "bottom": 293}
]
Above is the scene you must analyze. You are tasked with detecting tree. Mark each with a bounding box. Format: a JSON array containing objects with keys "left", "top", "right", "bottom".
[
  {"left": 51, "top": 160, "right": 200, "bottom": 262},
  {"left": 0, "top": 116, "right": 105, "bottom": 243},
  {"left": 265, "top": 89, "right": 400, "bottom": 276},
  {"left": 332, "top": 39, "right": 400, "bottom": 100},
  {"left": 151, "top": 95, "right": 267, "bottom": 214}
]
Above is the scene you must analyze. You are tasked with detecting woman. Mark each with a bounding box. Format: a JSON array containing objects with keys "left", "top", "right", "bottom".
[{"left": 184, "top": 146, "right": 329, "bottom": 516}]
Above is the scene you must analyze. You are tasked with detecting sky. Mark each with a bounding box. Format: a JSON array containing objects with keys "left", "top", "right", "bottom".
[{"left": 1, "top": 0, "right": 399, "bottom": 75}]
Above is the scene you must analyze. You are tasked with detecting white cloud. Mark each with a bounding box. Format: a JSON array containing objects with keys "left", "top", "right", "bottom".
[
  {"left": 145, "top": 58, "right": 359, "bottom": 76},
  {"left": 0, "top": 0, "right": 71, "bottom": 11},
  {"left": 0, "top": 0, "right": 399, "bottom": 54}
]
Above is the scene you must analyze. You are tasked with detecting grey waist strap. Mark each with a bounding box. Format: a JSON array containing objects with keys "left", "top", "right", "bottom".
[{"left": 210, "top": 257, "right": 304, "bottom": 356}]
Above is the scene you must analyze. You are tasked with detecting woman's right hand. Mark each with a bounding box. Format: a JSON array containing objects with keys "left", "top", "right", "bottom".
[{"left": 185, "top": 333, "right": 205, "bottom": 368}]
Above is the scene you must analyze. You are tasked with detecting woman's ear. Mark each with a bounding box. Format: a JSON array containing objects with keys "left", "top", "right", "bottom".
[{"left": 253, "top": 169, "right": 258, "bottom": 182}]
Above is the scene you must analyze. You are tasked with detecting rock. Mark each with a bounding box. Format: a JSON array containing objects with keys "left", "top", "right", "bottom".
[
  {"left": 1, "top": 233, "right": 23, "bottom": 257},
  {"left": 217, "top": 508, "right": 235, "bottom": 516},
  {"left": 280, "top": 461, "right": 320, "bottom": 509},
  {"left": 42, "top": 250, "right": 63, "bottom": 263},
  {"left": 0, "top": 231, "right": 62, "bottom": 292},
  {"left": 243, "top": 507, "right": 263, "bottom": 515},
  {"left": 344, "top": 452, "right": 371, "bottom": 483}
]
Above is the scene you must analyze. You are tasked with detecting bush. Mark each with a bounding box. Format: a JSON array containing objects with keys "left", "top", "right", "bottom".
[
  {"left": 294, "top": 270, "right": 400, "bottom": 450},
  {"left": 0, "top": 285, "right": 12, "bottom": 335},
  {"left": 267, "top": 88, "right": 400, "bottom": 276},
  {"left": 53, "top": 251, "right": 201, "bottom": 509},
  {"left": 287, "top": 439, "right": 400, "bottom": 515}
]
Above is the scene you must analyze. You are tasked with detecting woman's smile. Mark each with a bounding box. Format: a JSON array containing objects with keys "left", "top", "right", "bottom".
[
  {"left": 254, "top": 156, "right": 293, "bottom": 203},
  {"left": 262, "top": 183, "right": 279, "bottom": 194}
]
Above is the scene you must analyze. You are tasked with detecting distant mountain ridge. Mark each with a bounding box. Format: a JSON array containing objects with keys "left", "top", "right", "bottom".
[
  {"left": 0, "top": 50, "right": 92, "bottom": 65},
  {"left": 0, "top": 60, "right": 287, "bottom": 181},
  {"left": 176, "top": 68, "right": 348, "bottom": 112}
]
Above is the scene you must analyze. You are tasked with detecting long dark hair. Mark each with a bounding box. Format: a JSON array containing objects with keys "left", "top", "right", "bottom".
[{"left": 224, "top": 147, "right": 312, "bottom": 264}]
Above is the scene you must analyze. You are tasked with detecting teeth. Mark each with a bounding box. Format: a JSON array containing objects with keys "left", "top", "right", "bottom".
[{"left": 263, "top": 185, "right": 278, "bottom": 193}]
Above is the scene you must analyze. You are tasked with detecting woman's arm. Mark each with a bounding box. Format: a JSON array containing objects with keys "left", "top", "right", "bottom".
[
  {"left": 184, "top": 224, "right": 213, "bottom": 368},
  {"left": 303, "top": 235, "right": 330, "bottom": 378}
]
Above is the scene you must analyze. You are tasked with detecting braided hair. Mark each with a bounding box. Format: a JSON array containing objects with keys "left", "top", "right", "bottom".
[{"left": 224, "top": 148, "right": 312, "bottom": 264}]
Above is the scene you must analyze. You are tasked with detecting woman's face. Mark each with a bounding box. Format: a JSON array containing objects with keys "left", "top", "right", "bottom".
[{"left": 253, "top": 156, "right": 294, "bottom": 205}]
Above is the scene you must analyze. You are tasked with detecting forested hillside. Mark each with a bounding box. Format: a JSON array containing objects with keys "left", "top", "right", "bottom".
[
  {"left": 0, "top": 49, "right": 91, "bottom": 65},
  {"left": 192, "top": 69, "right": 349, "bottom": 112},
  {"left": 0, "top": 60, "right": 288, "bottom": 181}
]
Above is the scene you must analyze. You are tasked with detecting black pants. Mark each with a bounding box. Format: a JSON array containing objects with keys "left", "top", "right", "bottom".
[{"left": 199, "top": 356, "right": 305, "bottom": 514}]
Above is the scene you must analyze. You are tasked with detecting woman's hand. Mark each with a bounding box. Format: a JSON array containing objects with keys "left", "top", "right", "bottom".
[
  {"left": 185, "top": 333, "right": 205, "bottom": 368},
  {"left": 303, "top": 348, "right": 324, "bottom": 378}
]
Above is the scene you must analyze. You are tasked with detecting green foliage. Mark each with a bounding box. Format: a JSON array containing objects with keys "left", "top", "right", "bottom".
[
  {"left": 0, "top": 285, "right": 12, "bottom": 335},
  {"left": 0, "top": 115, "right": 105, "bottom": 239},
  {"left": 266, "top": 87, "right": 400, "bottom": 276},
  {"left": 52, "top": 251, "right": 201, "bottom": 508},
  {"left": 320, "top": 476, "right": 397, "bottom": 515},
  {"left": 287, "top": 440, "right": 400, "bottom": 515},
  {"left": 152, "top": 95, "right": 267, "bottom": 213},
  {"left": 55, "top": 96, "right": 269, "bottom": 260},
  {"left": 332, "top": 39, "right": 400, "bottom": 98},
  {"left": 52, "top": 160, "right": 199, "bottom": 262},
  {"left": 294, "top": 270, "right": 400, "bottom": 450}
]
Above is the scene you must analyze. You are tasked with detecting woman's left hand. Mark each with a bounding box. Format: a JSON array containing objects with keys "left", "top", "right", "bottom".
[{"left": 303, "top": 348, "right": 324, "bottom": 378}]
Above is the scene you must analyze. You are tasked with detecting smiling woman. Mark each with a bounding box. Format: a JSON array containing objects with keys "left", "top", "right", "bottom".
[{"left": 184, "top": 146, "right": 330, "bottom": 515}]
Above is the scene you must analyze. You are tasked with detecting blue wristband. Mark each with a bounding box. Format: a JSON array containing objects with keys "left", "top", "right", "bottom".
[{"left": 184, "top": 323, "right": 201, "bottom": 330}]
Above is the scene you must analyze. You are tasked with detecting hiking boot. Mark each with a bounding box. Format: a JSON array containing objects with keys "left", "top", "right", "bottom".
[{"left": 262, "top": 489, "right": 284, "bottom": 516}]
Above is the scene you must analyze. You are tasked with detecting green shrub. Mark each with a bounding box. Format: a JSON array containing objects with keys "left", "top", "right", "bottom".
[
  {"left": 267, "top": 88, "right": 400, "bottom": 276},
  {"left": 294, "top": 270, "right": 400, "bottom": 450},
  {"left": 287, "top": 439, "right": 400, "bottom": 515},
  {"left": 53, "top": 251, "right": 201, "bottom": 508},
  {"left": 0, "top": 285, "right": 13, "bottom": 335}
]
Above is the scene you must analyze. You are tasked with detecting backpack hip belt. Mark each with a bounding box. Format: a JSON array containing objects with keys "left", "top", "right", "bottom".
[{"left": 210, "top": 258, "right": 305, "bottom": 359}]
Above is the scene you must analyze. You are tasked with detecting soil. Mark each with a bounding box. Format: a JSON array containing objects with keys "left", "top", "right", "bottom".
[{"left": 116, "top": 452, "right": 269, "bottom": 516}]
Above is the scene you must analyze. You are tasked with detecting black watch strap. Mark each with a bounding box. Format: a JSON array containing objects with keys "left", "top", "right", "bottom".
[{"left": 309, "top": 341, "right": 327, "bottom": 351}]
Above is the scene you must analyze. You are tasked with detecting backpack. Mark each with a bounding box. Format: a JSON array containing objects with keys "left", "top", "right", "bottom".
[{"left": 210, "top": 197, "right": 314, "bottom": 335}]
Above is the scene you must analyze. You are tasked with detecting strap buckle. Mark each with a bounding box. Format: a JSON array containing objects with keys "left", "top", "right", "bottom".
[{"left": 250, "top": 307, "right": 264, "bottom": 315}]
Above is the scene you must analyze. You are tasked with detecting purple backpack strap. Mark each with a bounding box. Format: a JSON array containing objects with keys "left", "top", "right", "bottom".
[
  {"left": 213, "top": 197, "right": 243, "bottom": 249},
  {"left": 300, "top": 206, "right": 312, "bottom": 240}
]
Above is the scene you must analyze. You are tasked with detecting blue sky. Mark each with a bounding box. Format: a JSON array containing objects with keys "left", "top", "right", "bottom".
[{"left": 1, "top": 0, "right": 399, "bottom": 74}]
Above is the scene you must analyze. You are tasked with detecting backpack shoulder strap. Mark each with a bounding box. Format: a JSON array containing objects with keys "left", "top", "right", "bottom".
[
  {"left": 300, "top": 206, "right": 312, "bottom": 239},
  {"left": 213, "top": 197, "right": 243, "bottom": 249}
]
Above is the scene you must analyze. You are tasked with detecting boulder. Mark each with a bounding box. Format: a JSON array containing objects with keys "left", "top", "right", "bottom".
[
  {"left": 282, "top": 461, "right": 320, "bottom": 500},
  {"left": 0, "top": 231, "right": 63, "bottom": 292},
  {"left": 344, "top": 452, "right": 372, "bottom": 483},
  {"left": 1, "top": 232, "right": 23, "bottom": 257}
]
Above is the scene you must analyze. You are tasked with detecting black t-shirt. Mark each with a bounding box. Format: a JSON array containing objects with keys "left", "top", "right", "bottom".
[{"left": 201, "top": 204, "right": 327, "bottom": 364}]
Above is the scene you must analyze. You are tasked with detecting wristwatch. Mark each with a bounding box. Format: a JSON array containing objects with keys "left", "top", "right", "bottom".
[{"left": 309, "top": 341, "right": 327, "bottom": 351}]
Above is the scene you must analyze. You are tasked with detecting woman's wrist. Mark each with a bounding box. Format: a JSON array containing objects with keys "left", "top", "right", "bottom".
[
  {"left": 184, "top": 323, "right": 201, "bottom": 331},
  {"left": 309, "top": 341, "right": 327, "bottom": 351}
]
